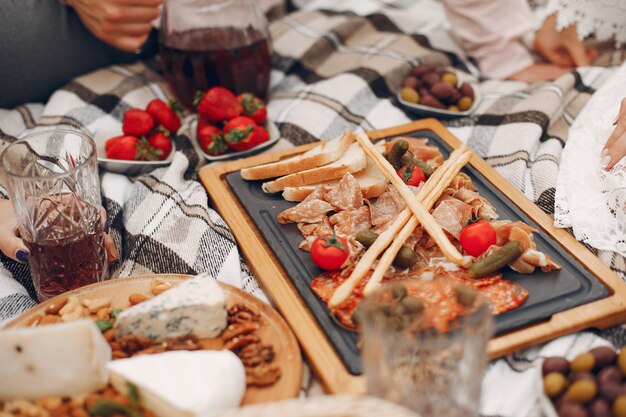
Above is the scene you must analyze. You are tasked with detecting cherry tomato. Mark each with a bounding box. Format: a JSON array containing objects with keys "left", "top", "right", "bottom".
[
  {"left": 397, "top": 165, "right": 425, "bottom": 186},
  {"left": 311, "top": 233, "right": 349, "bottom": 271},
  {"left": 459, "top": 221, "right": 497, "bottom": 257}
]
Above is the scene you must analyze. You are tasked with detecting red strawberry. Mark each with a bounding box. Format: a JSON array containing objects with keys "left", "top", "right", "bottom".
[
  {"left": 195, "top": 87, "right": 242, "bottom": 122},
  {"left": 224, "top": 116, "right": 257, "bottom": 151},
  {"left": 198, "top": 125, "right": 229, "bottom": 156},
  {"left": 237, "top": 93, "right": 267, "bottom": 124},
  {"left": 197, "top": 125, "right": 221, "bottom": 149},
  {"left": 146, "top": 99, "right": 181, "bottom": 134},
  {"left": 105, "top": 135, "right": 140, "bottom": 160},
  {"left": 122, "top": 109, "right": 154, "bottom": 136},
  {"left": 250, "top": 125, "right": 270, "bottom": 145},
  {"left": 147, "top": 132, "right": 173, "bottom": 160},
  {"left": 197, "top": 116, "right": 214, "bottom": 136}
]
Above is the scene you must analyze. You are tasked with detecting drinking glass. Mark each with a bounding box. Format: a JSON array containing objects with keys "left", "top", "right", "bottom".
[
  {"left": 159, "top": 0, "right": 272, "bottom": 109},
  {"left": 359, "top": 279, "right": 494, "bottom": 417},
  {"left": 0, "top": 129, "right": 108, "bottom": 301}
]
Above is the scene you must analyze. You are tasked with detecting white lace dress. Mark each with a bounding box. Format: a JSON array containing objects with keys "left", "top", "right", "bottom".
[
  {"left": 552, "top": 0, "right": 626, "bottom": 46},
  {"left": 554, "top": 62, "right": 626, "bottom": 256}
]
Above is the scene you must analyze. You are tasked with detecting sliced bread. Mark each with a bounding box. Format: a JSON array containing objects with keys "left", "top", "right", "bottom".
[
  {"left": 262, "top": 141, "right": 366, "bottom": 193},
  {"left": 282, "top": 143, "right": 388, "bottom": 202},
  {"left": 240, "top": 132, "right": 354, "bottom": 180}
]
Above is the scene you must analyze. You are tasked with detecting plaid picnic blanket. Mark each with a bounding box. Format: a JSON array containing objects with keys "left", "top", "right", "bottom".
[{"left": 1, "top": 0, "right": 625, "bottom": 415}]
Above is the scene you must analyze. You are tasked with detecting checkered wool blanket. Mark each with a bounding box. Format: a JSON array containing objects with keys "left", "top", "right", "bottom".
[{"left": 1, "top": 1, "right": 625, "bottom": 415}]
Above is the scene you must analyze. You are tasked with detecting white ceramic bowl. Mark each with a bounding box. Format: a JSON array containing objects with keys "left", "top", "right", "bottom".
[
  {"left": 397, "top": 72, "right": 481, "bottom": 119},
  {"left": 94, "top": 127, "right": 175, "bottom": 175},
  {"left": 192, "top": 119, "right": 280, "bottom": 162}
]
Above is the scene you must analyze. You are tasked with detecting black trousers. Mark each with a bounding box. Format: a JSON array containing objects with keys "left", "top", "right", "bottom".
[{"left": 0, "top": 1, "right": 158, "bottom": 108}]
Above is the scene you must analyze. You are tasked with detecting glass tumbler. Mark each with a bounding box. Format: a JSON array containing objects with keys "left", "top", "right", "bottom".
[
  {"left": 159, "top": 0, "right": 272, "bottom": 109},
  {"left": 359, "top": 279, "right": 494, "bottom": 417},
  {"left": 0, "top": 129, "right": 108, "bottom": 301}
]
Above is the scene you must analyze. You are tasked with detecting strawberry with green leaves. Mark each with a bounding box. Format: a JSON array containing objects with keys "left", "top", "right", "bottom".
[
  {"left": 122, "top": 109, "right": 154, "bottom": 136},
  {"left": 223, "top": 116, "right": 258, "bottom": 151},
  {"left": 146, "top": 99, "right": 181, "bottom": 134},
  {"left": 237, "top": 93, "right": 267, "bottom": 124},
  {"left": 198, "top": 125, "right": 228, "bottom": 156},
  {"left": 195, "top": 87, "right": 242, "bottom": 122},
  {"left": 147, "top": 132, "right": 173, "bottom": 160}
]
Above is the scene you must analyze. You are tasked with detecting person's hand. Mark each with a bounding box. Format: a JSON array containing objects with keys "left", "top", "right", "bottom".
[
  {"left": 534, "top": 14, "right": 598, "bottom": 68},
  {"left": 601, "top": 98, "right": 626, "bottom": 170},
  {"left": 0, "top": 200, "right": 119, "bottom": 264},
  {"left": 65, "top": 0, "right": 162, "bottom": 52},
  {"left": 507, "top": 63, "right": 571, "bottom": 83}
]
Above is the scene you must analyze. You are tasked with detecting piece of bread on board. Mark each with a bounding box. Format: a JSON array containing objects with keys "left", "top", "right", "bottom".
[
  {"left": 282, "top": 143, "right": 388, "bottom": 202},
  {"left": 240, "top": 132, "right": 354, "bottom": 180},
  {"left": 262, "top": 140, "right": 366, "bottom": 193}
]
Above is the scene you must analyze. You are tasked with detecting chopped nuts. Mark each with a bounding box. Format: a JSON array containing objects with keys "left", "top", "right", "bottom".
[
  {"left": 129, "top": 293, "right": 149, "bottom": 305},
  {"left": 26, "top": 314, "right": 43, "bottom": 327},
  {"left": 35, "top": 397, "right": 62, "bottom": 411},
  {"left": 82, "top": 298, "right": 111, "bottom": 314},
  {"left": 60, "top": 307, "right": 87, "bottom": 323},
  {"left": 95, "top": 307, "right": 112, "bottom": 321},
  {"left": 151, "top": 282, "right": 172, "bottom": 296},
  {"left": 44, "top": 299, "right": 68, "bottom": 315}
]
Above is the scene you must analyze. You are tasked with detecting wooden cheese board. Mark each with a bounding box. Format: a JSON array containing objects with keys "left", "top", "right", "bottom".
[
  {"left": 198, "top": 119, "right": 626, "bottom": 394},
  {"left": 5, "top": 274, "right": 302, "bottom": 405}
]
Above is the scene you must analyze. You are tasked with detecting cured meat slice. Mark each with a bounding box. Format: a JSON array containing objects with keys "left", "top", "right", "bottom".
[
  {"left": 452, "top": 188, "right": 498, "bottom": 221},
  {"left": 491, "top": 220, "right": 537, "bottom": 246},
  {"left": 477, "top": 280, "right": 528, "bottom": 314},
  {"left": 325, "top": 173, "right": 363, "bottom": 211},
  {"left": 369, "top": 185, "right": 405, "bottom": 228},
  {"left": 431, "top": 196, "right": 474, "bottom": 239},
  {"left": 329, "top": 206, "right": 371, "bottom": 240},
  {"left": 509, "top": 249, "right": 561, "bottom": 274},
  {"left": 444, "top": 173, "right": 476, "bottom": 194},
  {"left": 277, "top": 186, "right": 333, "bottom": 224}
]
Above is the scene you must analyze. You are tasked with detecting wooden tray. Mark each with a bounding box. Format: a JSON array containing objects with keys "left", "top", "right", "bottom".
[
  {"left": 5, "top": 274, "right": 302, "bottom": 405},
  {"left": 198, "top": 119, "right": 626, "bottom": 394}
]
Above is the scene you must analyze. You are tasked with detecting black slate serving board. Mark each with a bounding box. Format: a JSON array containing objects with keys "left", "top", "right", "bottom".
[{"left": 225, "top": 129, "right": 608, "bottom": 376}]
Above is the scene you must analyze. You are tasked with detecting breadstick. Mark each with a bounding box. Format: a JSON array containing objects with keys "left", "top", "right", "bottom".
[
  {"left": 364, "top": 148, "right": 471, "bottom": 294},
  {"left": 354, "top": 132, "right": 464, "bottom": 264},
  {"left": 328, "top": 144, "right": 468, "bottom": 308}
]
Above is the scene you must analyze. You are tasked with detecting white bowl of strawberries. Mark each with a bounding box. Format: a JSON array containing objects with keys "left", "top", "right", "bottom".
[
  {"left": 192, "top": 87, "right": 279, "bottom": 161},
  {"left": 96, "top": 99, "right": 180, "bottom": 175}
]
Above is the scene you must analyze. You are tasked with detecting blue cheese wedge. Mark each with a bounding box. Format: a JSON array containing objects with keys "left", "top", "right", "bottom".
[
  {"left": 108, "top": 350, "right": 246, "bottom": 417},
  {"left": 0, "top": 319, "right": 111, "bottom": 400},
  {"left": 115, "top": 275, "right": 227, "bottom": 342}
]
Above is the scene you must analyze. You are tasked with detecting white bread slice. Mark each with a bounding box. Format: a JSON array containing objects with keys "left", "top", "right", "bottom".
[
  {"left": 282, "top": 143, "right": 388, "bottom": 202},
  {"left": 240, "top": 132, "right": 354, "bottom": 180},
  {"left": 262, "top": 141, "right": 366, "bottom": 193}
]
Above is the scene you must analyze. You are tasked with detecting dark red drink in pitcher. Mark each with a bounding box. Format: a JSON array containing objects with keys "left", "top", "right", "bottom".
[{"left": 159, "top": 0, "right": 272, "bottom": 109}]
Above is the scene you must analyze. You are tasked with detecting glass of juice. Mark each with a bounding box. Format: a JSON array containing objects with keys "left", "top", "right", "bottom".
[
  {"left": 0, "top": 129, "right": 108, "bottom": 301},
  {"left": 358, "top": 278, "right": 494, "bottom": 417},
  {"left": 159, "top": 0, "right": 272, "bottom": 109}
]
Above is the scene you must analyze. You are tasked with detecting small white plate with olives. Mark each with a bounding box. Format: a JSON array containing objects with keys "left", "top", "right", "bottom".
[{"left": 397, "top": 64, "right": 480, "bottom": 119}]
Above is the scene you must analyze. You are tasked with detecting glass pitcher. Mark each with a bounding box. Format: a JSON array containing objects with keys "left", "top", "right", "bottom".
[{"left": 159, "top": 0, "right": 272, "bottom": 109}]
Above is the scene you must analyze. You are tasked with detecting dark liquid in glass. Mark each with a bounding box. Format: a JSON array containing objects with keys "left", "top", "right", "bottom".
[
  {"left": 159, "top": 27, "right": 271, "bottom": 109},
  {"left": 24, "top": 197, "right": 106, "bottom": 301}
]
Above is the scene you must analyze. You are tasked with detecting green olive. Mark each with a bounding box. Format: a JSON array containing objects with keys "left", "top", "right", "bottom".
[
  {"left": 393, "top": 247, "right": 417, "bottom": 269},
  {"left": 566, "top": 379, "right": 597, "bottom": 403},
  {"left": 614, "top": 395, "right": 626, "bottom": 417},
  {"left": 618, "top": 348, "right": 626, "bottom": 375},
  {"left": 544, "top": 372, "right": 568, "bottom": 398},
  {"left": 401, "top": 87, "right": 420, "bottom": 104},
  {"left": 447, "top": 105, "right": 460, "bottom": 112},
  {"left": 571, "top": 352, "right": 596, "bottom": 373},
  {"left": 401, "top": 296, "right": 424, "bottom": 314},
  {"left": 454, "top": 286, "right": 477, "bottom": 307},
  {"left": 391, "top": 285, "right": 408, "bottom": 301}
]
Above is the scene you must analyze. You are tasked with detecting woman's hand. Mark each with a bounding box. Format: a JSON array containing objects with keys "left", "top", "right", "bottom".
[
  {"left": 601, "top": 98, "right": 626, "bottom": 170},
  {"left": 534, "top": 14, "right": 598, "bottom": 68},
  {"left": 66, "top": 0, "right": 162, "bottom": 52},
  {"left": 0, "top": 200, "right": 119, "bottom": 264},
  {"left": 508, "top": 63, "right": 571, "bottom": 83}
]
